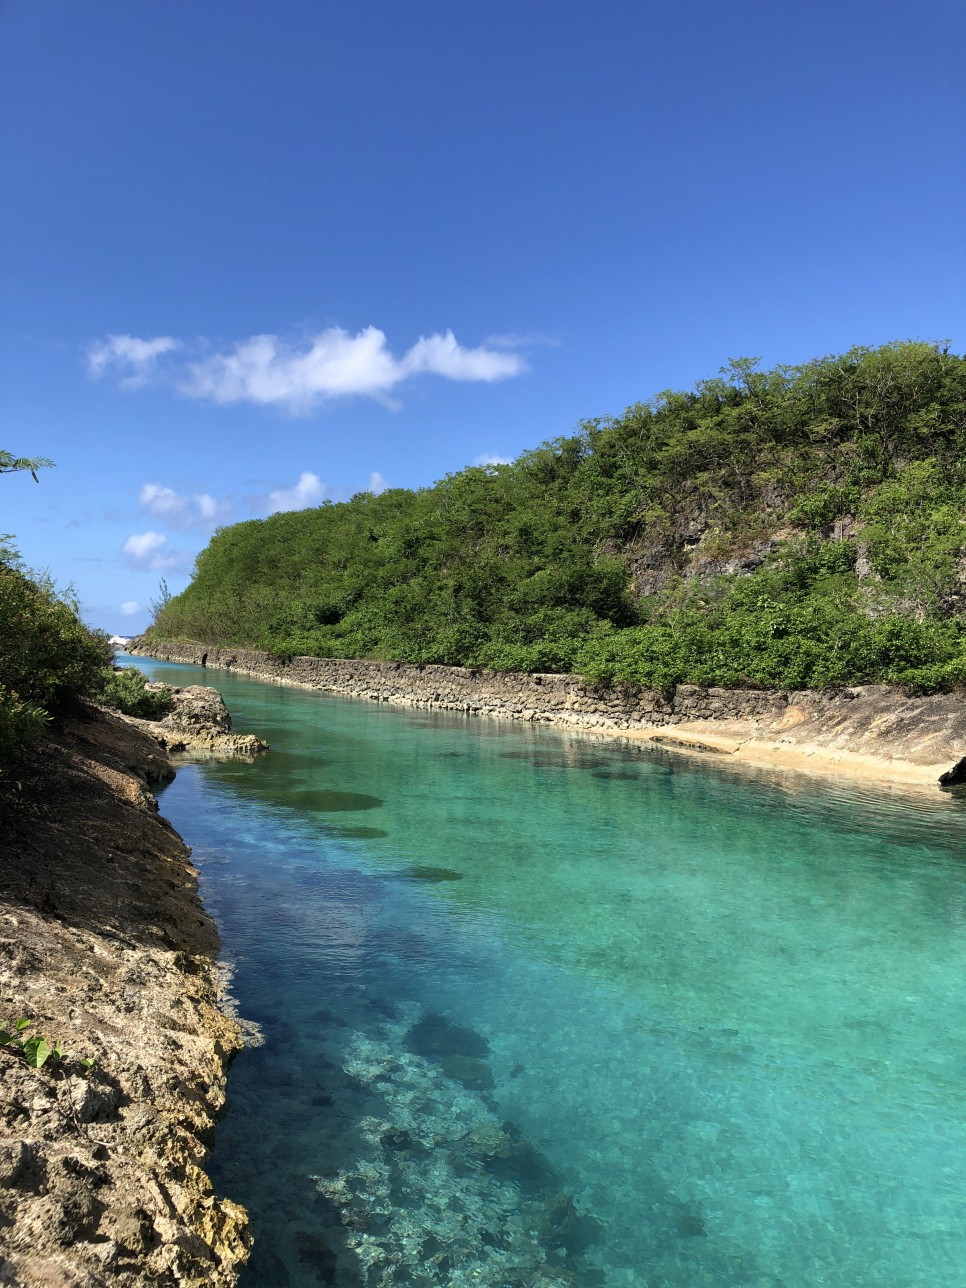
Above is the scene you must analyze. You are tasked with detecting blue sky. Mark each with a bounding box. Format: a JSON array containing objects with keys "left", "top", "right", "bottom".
[{"left": 2, "top": 0, "right": 963, "bottom": 635}]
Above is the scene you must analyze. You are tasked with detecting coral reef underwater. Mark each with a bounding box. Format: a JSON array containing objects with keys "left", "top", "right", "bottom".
[{"left": 311, "top": 1008, "right": 605, "bottom": 1286}]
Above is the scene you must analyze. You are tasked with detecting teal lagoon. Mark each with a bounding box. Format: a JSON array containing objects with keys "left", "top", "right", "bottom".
[{"left": 125, "top": 657, "right": 966, "bottom": 1287}]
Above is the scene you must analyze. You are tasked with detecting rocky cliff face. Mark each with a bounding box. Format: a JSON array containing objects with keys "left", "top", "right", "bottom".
[{"left": 0, "top": 707, "right": 251, "bottom": 1286}]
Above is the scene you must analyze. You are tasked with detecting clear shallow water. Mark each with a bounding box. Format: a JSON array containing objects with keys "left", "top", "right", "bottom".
[{"left": 127, "top": 658, "right": 966, "bottom": 1287}]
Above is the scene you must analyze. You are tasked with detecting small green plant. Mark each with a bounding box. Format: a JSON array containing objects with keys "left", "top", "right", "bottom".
[{"left": 0, "top": 1017, "right": 92, "bottom": 1072}]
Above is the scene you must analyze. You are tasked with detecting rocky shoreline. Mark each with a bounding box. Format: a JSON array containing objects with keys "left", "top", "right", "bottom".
[
  {"left": 129, "top": 638, "right": 966, "bottom": 790},
  {"left": 0, "top": 694, "right": 262, "bottom": 1286}
]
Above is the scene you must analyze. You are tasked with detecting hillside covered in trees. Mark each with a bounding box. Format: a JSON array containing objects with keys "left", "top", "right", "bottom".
[{"left": 147, "top": 342, "right": 966, "bottom": 694}]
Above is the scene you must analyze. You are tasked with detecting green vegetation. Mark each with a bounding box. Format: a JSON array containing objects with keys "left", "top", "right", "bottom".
[
  {"left": 0, "top": 1018, "right": 63, "bottom": 1069},
  {"left": 98, "top": 666, "right": 172, "bottom": 719},
  {"left": 0, "top": 546, "right": 170, "bottom": 764},
  {"left": 0, "top": 1017, "right": 94, "bottom": 1072},
  {"left": 0, "top": 449, "right": 54, "bottom": 481},
  {"left": 148, "top": 342, "right": 966, "bottom": 693}
]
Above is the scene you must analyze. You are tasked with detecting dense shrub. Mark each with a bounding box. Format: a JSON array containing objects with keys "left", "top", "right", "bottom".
[
  {"left": 0, "top": 558, "right": 112, "bottom": 715},
  {"left": 97, "top": 667, "right": 172, "bottom": 719},
  {"left": 0, "top": 552, "right": 143, "bottom": 764}
]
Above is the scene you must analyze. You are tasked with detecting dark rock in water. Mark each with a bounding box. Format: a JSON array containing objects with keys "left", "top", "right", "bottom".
[
  {"left": 295, "top": 1230, "right": 339, "bottom": 1284},
  {"left": 248, "top": 1243, "right": 292, "bottom": 1286},
  {"left": 673, "top": 1204, "right": 707, "bottom": 1239},
  {"left": 482, "top": 1121, "right": 561, "bottom": 1195},
  {"left": 380, "top": 1126, "right": 415, "bottom": 1151},
  {"left": 397, "top": 865, "right": 465, "bottom": 883},
  {"left": 327, "top": 825, "right": 389, "bottom": 838},
  {"left": 284, "top": 789, "right": 384, "bottom": 812},
  {"left": 311, "top": 1007, "right": 347, "bottom": 1027},
  {"left": 406, "top": 1012, "right": 490, "bottom": 1060},
  {"left": 537, "top": 1192, "right": 606, "bottom": 1256},
  {"left": 439, "top": 1054, "right": 494, "bottom": 1090},
  {"left": 939, "top": 756, "right": 966, "bottom": 787},
  {"left": 591, "top": 769, "right": 640, "bottom": 781}
]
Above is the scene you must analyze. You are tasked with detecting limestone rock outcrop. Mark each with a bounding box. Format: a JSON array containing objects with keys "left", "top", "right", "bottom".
[
  {"left": 119, "top": 684, "right": 268, "bottom": 761},
  {"left": 0, "top": 707, "right": 251, "bottom": 1284}
]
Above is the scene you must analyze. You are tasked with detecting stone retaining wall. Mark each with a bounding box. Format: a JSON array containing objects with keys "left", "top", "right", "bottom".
[{"left": 128, "top": 639, "right": 789, "bottom": 731}]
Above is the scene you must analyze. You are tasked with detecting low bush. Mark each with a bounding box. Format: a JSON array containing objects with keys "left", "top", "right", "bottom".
[{"left": 97, "top": 667, "right": 172, "bottom": 719}]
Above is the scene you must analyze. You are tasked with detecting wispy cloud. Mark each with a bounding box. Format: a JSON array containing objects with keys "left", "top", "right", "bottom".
[
  {"left": 121, "top": 531, "right": 191, "bottom": 572},
  {"left": 139, "top": 482, "right": 230, "bottom": 529},
  {"left": 266, "top": 471, "right": 326, "bottom": 514},
  {"left": 483, "top": 331, "right": 561, "bottom": 350},
  {"left": 87, "top": 334, "right": 180, "bottom": 387},
  {"left": 87, "top": 325, "right": 527, "bottom": 413},
  {"left": 368, "top": 471, "right": 388, "bottom": 495},
  {"left": 120, "top": 600, "right": 141, "bottom": 616},
  {"left": 473, "top": 453, "right": 512, "bottom": 468}
]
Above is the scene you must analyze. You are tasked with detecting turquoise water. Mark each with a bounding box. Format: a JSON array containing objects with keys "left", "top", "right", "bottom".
[{"left": 128, "top": 658, "right": 966, "bottom": 1286}]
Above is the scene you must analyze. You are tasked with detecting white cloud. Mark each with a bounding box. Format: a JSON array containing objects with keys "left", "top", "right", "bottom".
[
  {"left": 183, "top": 327, "right": 525, "bottom": 412},
  {"left": 88, "top": 325, "right": 527, "bottom": 413},
  {"left": 121, "top": 531, "right": 189, "bottom": 572},
  {"left": 483, "top": 331, "right": 561, "bottom": 350},
  {"left": 120, "top": 600, "right": 141, "bottom": 616},
  {"left": 87, "top": 334, "right": 180, "bottom": 387},
  {"left": 139, "top": 482, "right": 230, "bottom": 529},
  {"left": 399, "top": 331, "right": 525, "bottom": 383},
  {"left": 266, "top": 471, "right": 326, "bottom": 514},
  {"left": 368, "top": 471, "right": 388, "bottom": 495},
  {"left": 473, "top": 453, "right": 512, "bottom": 468}
]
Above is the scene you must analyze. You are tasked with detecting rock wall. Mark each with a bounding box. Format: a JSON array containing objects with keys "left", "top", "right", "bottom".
[{"left": 128, "top": 639, "right": 966, "bottom": 783}]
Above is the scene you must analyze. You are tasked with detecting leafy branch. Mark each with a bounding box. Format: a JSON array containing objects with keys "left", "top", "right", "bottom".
[{"left": 0, "top": 451, "right": 55, "bottom": 483}]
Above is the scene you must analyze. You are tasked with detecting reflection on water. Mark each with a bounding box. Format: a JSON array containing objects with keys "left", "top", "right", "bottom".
[{"left": 130, "top": 657, "right": 966, "bottom": 1286}]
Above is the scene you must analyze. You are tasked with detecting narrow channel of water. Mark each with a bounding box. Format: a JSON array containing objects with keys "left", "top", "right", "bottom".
[{"left": 127, "top": 658, "right": 966, "bottom": 1287}]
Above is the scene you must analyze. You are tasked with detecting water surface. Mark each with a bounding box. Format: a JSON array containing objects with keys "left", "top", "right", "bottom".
[{"left": 128, "top": 658, "right": 966, "bottom": 1286}]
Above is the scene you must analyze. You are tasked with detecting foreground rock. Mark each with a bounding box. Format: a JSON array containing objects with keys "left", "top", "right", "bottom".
[
  {"left": 118, "top": 684, "right": 268, "bottom": 761},
  {"left": 0, "top": 707, "right": 251, "bottom": 1285},
  {"left": 128, "top": 639, "right": 966, "bottom": 789}
]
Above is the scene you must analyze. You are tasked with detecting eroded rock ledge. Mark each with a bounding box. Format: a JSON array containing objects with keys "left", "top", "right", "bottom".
[
  {"left": 117, "top": 683, "right": 268, "bottom": 762},
  {"left": 0, "top": 707, "right": 251, "bottom": 1286},
  {"left": 128, "top": 639, "right": 966, "bottom": 788}
]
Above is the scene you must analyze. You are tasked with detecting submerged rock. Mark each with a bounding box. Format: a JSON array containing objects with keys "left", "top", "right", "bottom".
[
  {"left": 439, "top": 1054, "right": 495, "bottom": 1090},
  {"left": 285, "top": 788, "right": 384, "bottom": 812},
  {"left": 394, "top": 864, "right": 464, "bottom": 883},
  {"left": 316, "top": 1028, "right": 601, "bottom": 1286},
  {"left": 405, "top": 1011, "right": 491, "bottom": 1061}
]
